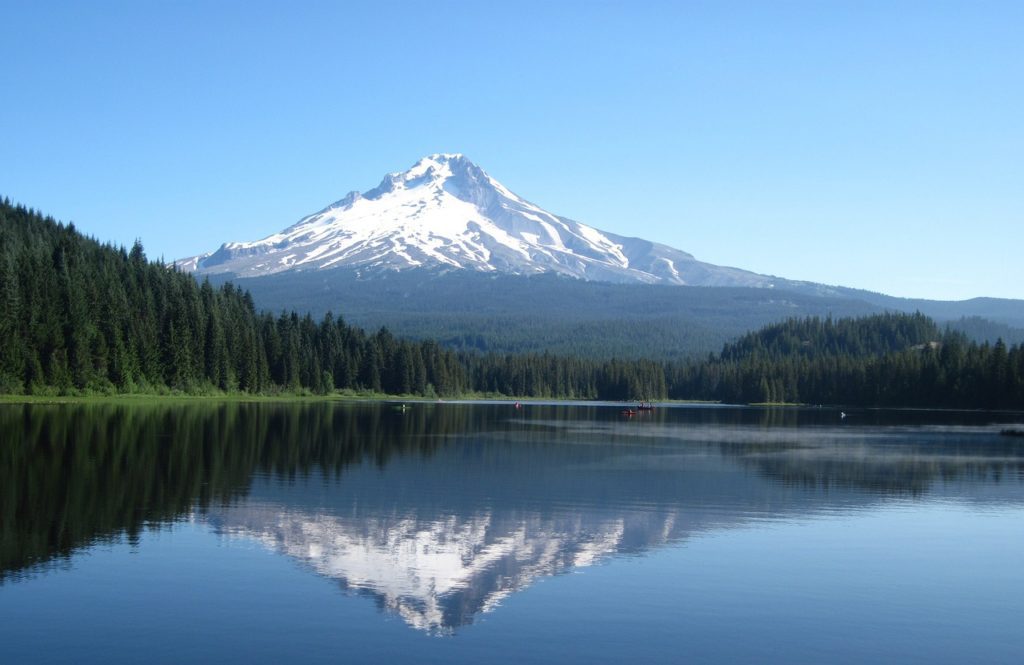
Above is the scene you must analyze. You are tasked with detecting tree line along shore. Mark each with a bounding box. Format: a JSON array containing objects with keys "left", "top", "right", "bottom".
[{"left": 2, "top": 199, "right": 1022, "bottom": 409}]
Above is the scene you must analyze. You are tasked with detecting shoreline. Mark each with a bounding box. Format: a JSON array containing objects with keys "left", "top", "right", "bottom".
[
  {"left": 1, "top": 393, "right": 1021, "bottom": 415},
  {"left": 0, "top": 392, "right": 723, "bottom": 406}
]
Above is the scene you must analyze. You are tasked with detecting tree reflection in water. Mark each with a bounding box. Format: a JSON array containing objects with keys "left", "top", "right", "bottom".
[{"left": 2, "top": 402, "right": 1022, "bottom": 632}]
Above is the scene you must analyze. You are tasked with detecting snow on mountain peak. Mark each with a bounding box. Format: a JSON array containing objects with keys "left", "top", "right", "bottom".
[
  {"left": 175, "top": 154, "right": 772, "bottom": 289},
  {"left": 364, "top": 153, "right": 483, "bottom": 201}
]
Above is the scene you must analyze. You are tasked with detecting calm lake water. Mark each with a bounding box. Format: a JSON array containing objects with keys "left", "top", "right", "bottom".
[{"left": 1, "top": 401, "right": 1023, "bottom": 664}]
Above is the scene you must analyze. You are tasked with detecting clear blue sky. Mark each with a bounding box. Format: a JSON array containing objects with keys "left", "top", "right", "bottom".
[{"left": 2, "top": 0, "right": 1021, "bottom": 300}]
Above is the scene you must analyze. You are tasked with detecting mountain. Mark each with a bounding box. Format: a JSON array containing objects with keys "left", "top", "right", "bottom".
[
  {"left": 176, "top": 153, "right": 790, "bottom": 288},
  {"left": 173, "top": 155, "right": 1024, "bottom": 358}
]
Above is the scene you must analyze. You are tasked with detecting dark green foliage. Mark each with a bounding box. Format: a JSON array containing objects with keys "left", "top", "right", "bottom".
[
  {"left": 667, "top": 313, "right": 1024, "bottom": 409},
  {"left": 0, "top": 401, "right": 474, "bottom": 578},
  {"left": 719, "top": 312, "right": 940, "bottom": 361},
  {"left": 218, "top": 268, "right": 884, "bottom": 360},
  {"left": 946, "top": 316, "right": 1024, "bottom": 345},
  {"left": 0, "top": 200, "right": 464, "bottom": 396},
  {"left": 2, "top": 198, "right": 1021, "bottom": 408},
  {"left": 213, "top": 267, "right": 1024, "bottom": 360}
]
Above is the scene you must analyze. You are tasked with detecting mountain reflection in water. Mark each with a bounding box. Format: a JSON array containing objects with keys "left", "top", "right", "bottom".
[{"left": 2, "top": 402, "right": 1023, "bottom": 633}]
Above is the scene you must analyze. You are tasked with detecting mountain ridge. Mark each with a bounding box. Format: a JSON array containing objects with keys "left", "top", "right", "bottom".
[
  {"left": 171, "top": 153, "right": 1024, "bottom": 357},
  {"left": 175, "top": 153, "right": 800, "bottom": 289}
]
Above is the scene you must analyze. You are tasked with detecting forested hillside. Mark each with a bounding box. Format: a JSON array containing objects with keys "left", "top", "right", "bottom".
[
  {"left": 217, "top": 267, "right": 883, "bottom": 359},
  {"left": 2, "top": 198, "right": 1022, "bottom": 409},
  {"left": 216, "top": 264, "right": 1024, "bottom": 358},
  {"left": 0, "top": 200, "right": 467, "bottom": 396},
  {"left": 668, "top": 314, "right": 1024, "bottom": 409},
  {"left": 946, "top": 316, "right": 1024, "bottom": 346}
]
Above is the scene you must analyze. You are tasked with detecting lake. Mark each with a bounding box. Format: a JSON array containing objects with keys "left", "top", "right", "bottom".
[{"left": 1, "top": 401, "right": 1022, "bottom": 664}]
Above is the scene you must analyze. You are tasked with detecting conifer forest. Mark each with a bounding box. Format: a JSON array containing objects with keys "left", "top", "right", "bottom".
[{"left": 1, "top": 199, "right": 1021, "bottom": 409}]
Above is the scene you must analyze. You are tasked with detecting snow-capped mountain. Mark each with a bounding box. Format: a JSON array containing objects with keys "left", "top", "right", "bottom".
[{"left": 175, "top": 153, "right": 777, "bottom": 287}]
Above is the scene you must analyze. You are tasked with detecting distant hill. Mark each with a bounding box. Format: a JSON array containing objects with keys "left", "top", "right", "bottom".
[
  {"left": 216, "top": 268, "right": 1024, "bottom": 359},
  {"left": 833, "top": 289, "right": 1024, "bottom": 329},
  {"left": 946, "top": 316, "right": 1024, "bottom": 346},
  {"left": 667, "top": 312, "right": 1024, "bottom": 409},
  {"left": 213, "top": 268, "right": 885, "bottom": 359}
]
